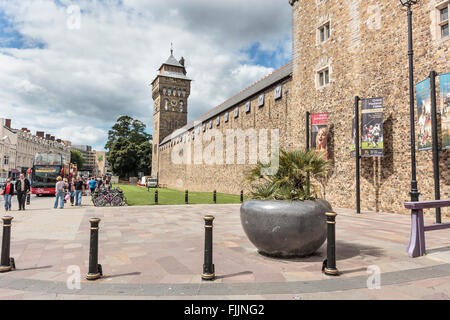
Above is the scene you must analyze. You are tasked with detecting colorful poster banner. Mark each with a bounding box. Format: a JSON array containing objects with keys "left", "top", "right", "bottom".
[
  {"left": 416, "top": 78, "right": 432, "bottom": 151},
  {"left": 311, "top": 113, "right": 328, "bottom": 160},
  {"left": 440, "top": 73, "right": 450, "bottom": 150},
  {"left": 361, "top": 98, "right": 384, "bottom": 157}
]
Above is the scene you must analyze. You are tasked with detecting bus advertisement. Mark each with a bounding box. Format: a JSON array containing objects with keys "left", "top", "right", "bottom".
[{"left": 31, "top": 153, "right": 69, "bottom": 195}]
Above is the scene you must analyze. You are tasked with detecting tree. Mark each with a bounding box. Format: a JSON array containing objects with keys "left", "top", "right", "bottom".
[
  {"left": 105, "top": 116, "right": 153, "bottom": 177},
  {"left": 97, "top": 154, "right": 103, "bottom": 163},
  {"left": 71, "top": 150, "right": 85, "bottom": 170}
]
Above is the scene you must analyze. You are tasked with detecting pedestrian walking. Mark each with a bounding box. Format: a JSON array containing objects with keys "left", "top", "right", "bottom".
[
  {"left": 74, "top": 176, "right": 85, "bottom": 206},
  {"left": 54, "top": 176, "right": 66, "bottom": 209},
  {"left": 63, "top": 178, "right": 69, "bottom": 204},
  {"left": 68, "top": 177, "right": 75, "bottom": 206},
  {"left": 16, "top": 173, "right": 31, "bottom": 211},
  {"left": 1, "top": 178, "right": 14, "bottom": 211},
  {"left": 89, "top": 178, "right": 97, "bottom": 195}
]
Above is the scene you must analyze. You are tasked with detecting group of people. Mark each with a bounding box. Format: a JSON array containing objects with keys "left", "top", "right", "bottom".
[
  {"left": 54, "top": 176, "right": 111, "bottom": 209},
  {"left": 1, "top": 173, "right": 112, "bottom": 211},
  {"left": 1, "top": 173, "right": 31, "bottom": 212}
]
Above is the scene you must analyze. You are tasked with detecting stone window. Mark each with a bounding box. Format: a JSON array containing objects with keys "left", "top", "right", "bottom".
[
  {"left": 433, "top": 1, "right": 450, "bottom": 41},
  {"left": 234, "top": 107, "right": 239, "bottom": 118},
  {"left": 245, "top": 101, "right": 251, "bottom": 113},
  {"left": 440, "top": 4, "right": 449, "bottom": 38},
  {"left": 317, "top": 68, "right": 330, "bottom": 88},
  {"left": 318, "top": 21, "right": 331, "bottom": 44},
  {"left": 3, "top": 156, "right": 8, "bottom": 165},
  {"left": 216, "top": 116, "right": 220, "bottom": 126},
  {"left": 224, "top": 112, "right": 229, "bottom": 123}
]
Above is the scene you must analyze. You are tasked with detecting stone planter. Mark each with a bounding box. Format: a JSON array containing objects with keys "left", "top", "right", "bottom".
[{"left": 240, "top": 199, "right": 332, "bottom": 257}]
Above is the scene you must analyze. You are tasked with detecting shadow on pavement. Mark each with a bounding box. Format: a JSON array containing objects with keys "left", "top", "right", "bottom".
[
  {"left": 215, "top": 271, "right": 253, "bottom": 280},
  {"left": 255, "top": 241, "right": 385, "bottom": 263},
  {"left": 102, "top": 272, "right": 141, "bottom": 279}
]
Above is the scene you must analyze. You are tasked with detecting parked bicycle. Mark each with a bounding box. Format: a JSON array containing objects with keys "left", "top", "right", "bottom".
[{"left": 92, "top": 188, "right": 127, "bottom": 207}]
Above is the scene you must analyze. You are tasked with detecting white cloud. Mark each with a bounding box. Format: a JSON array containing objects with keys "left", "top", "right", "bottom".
[{"left": 0, "top": 0, "right": 292, "bottom": 150}]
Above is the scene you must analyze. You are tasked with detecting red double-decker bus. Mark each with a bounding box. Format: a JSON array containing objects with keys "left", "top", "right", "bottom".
[{"left": 31, "top": 153, "right": 68, "bottom": 195}]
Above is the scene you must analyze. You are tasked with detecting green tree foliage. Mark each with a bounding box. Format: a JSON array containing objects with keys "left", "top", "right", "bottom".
[
  {"left": 105, "top": 116, "right": 153, "bottom": 177},
  {"left": 246, "top": 149, "right": 330, "bottom": 201},
  {"left": 70, "top": 150, "right": 85, "bottom": 170}
]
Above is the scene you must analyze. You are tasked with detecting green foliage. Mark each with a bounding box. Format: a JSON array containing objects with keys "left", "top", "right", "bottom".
[
  {"left": 97, "top": 154, "right": 103, "bottom": 163},
  {"left": 115, "top": 185, "right": 245, "bottom": 206},
  {"left": 246, "top": 149, "right": 330, "bottom": 201},
  {"left": 105, "top": 116, "right": 153, "bottom": 177},
  {"left": 70, "top": 150, "right": 85, "bottom": 170}
]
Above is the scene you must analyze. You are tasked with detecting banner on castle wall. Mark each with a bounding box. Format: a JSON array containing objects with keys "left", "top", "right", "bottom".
[
  {"left": 440, "top": 73, "right": 450, "bottom": 150},
  {"left": 416, "top": 78, "right": 432, "bottom": 151},
  {"left": 361, "top": 98, "right": 384, "bottom": 157},
  {"left": 311, "top": 113, "right": 328, "bottom": 160}
]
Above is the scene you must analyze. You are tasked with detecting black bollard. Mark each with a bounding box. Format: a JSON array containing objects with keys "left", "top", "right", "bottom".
[
  {"left": 155, "top": 190, "right": 158, "bottom": 205},
  {"left": 185, "top": 190, "right": 189, "bottom": 204},
  {"left": 240, "top": 190, "right": 244, "bottom": 203},
  {"left": 202, "top": 215, "right": 215, "bottom": 281},
  {"left": 86, "top": 218, "right": 102, "bottom": 280},
  {"left": 323, "top": 212, "right": 339, "bottom": 276},
  {"left": 213, "top": 190, "right": 216, "bottom": 204},
  {"left": 0, "top": 217, "right": 14, "bottom": 272}
]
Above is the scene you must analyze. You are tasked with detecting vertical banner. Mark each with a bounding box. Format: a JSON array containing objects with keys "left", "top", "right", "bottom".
[
  {"left": 350, "top": 111, "right": 356, "bottom": 158},
  {"left": 416, "top": 78, "right": 432, "bottom": 151},
  {"left": 311, "top": 113, "right": 328, "bottom": 160},
  {"left": 361, "top": 98, "right": 384, "bottom": 157},
  {"left": 440, "top": 73, "right": 450, "bottom": 150}
]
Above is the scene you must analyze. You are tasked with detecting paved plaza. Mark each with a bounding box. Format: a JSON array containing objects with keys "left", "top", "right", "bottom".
[{"left": 0, "top": 195, "right": 449, "bottom": 300}]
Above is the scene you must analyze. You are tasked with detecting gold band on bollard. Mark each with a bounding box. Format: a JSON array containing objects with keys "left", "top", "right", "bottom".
[
  {"left": 86, "top": 273, "right": 101, "bottom": 280},
  {"left": 201, "top": 273, "right": 215, "bottom": 280},
  {"left": 0, "top": 265, "right": 12, "bottom": 272},
  {"left": 325, "top": 212, "right": 337, "bottom": 217},
  {"left": 204, "top": 216, "right": 215, "bottom": 221},
  {"left": 324, "top": 268, "right": 339, "bottom": 275}
]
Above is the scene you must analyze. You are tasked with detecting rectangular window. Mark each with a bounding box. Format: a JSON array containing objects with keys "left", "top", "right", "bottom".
[
  {"left": 440, "top": 4, "right": 449, "bottom": 39},
  {"left": 318, "top": 22, "right": 330, "bottom": 43},
  {"left": 318, "top": 68, "right": 330, "bottom": 88}
]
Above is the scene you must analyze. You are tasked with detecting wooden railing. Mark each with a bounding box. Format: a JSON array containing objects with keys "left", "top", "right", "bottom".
[{"left": 404, "top": 200, "right": 450, "bottom": 258}]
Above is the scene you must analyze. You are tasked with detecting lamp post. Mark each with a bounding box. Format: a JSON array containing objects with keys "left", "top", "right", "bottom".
[{"left": 400, "top": 0, "right": 420, "bottom": 202}]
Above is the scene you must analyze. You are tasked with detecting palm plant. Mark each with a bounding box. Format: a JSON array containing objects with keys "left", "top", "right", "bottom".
[{"left": 246, "top": 149, "right": 330, "bottom": 201}]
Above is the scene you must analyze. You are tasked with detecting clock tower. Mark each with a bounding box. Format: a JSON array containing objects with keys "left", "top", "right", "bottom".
[{"left": 151, "top": 49, "right": 191, "bottom": 177}]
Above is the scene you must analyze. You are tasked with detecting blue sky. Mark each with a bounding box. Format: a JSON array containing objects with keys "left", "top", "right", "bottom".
[{"left": 0, "top": 0, "right": 292, "bottom": 151}]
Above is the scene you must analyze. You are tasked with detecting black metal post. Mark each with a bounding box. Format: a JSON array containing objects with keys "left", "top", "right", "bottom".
[
  {"left": 213, "top": 190, "right": 216, "bottom": 204},
  {"left": 86, "top": 218, "right": 102, "bottom": 280},
  {"left": 185, "top": 190, "right": 189, "bottom": 204},
  {"left": 0, "top": 217, "right": 14, "bottom": 272},
  {"left": 403, "top": 1, "right": 420, "bottom": 202},
  {"left": 202, "top": 215, "right": 215, "bottom": 281},
  {"left": 306, "top": 111, "right": 311, "bottom": 196},
  {"left": 306, "top": 111, "right": 310, "bottom": 151},
  {"left": 240, "top": 190, "right": 244, "bottom": 203},
  {"left": 430, "top": 70, "right": 441, "bottom": 223},
  {"left": 355, "top": 96, "right": 361, "bottom": 214},
  {"left": 323, "top": 212, "right": 339, "bottom": 276},
  {"left": 155, "top": 190, "right": 158, "bottom": 205}
]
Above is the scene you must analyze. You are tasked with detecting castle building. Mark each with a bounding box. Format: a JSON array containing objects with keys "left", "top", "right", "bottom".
[
  {"left": 151, "top": 49, "right": 191, "bottom": 177},
  {"left": 151, "top": 0, "right": 449, "bottom": 215}
]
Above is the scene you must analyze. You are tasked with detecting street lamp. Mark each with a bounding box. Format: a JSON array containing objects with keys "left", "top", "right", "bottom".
[{"left": 400, "top": 0, "right": 420, "bottom": 202}]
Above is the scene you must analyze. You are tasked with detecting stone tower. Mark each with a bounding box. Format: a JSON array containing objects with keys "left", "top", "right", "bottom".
[{"left": 151, "top": 49, "right": 191, "bottom": 177}]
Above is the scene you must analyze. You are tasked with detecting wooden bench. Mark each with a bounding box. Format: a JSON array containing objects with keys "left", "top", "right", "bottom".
[{"left": 404, "top": 200, "right": 450, "bottom": 258}]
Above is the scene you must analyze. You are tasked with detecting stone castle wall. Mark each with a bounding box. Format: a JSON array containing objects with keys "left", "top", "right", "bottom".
[
  {"left": 155, "top": 0, "right": 449, "bottom": 216},
  {"left": 288, "top": 0, "right": 449, "bottom": 214},
  {"left": 157, "top": 76, "right": 293, "bottom": 194}
]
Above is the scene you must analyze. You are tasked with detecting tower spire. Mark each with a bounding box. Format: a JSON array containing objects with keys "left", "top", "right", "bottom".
[{"left": 170, "top": 42, "right": 173, "bottom": 56}]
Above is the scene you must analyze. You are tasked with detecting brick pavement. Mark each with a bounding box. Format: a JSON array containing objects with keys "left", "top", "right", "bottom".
[{"left": 0, "top": 195, "right": 449, "bottom": 299}]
